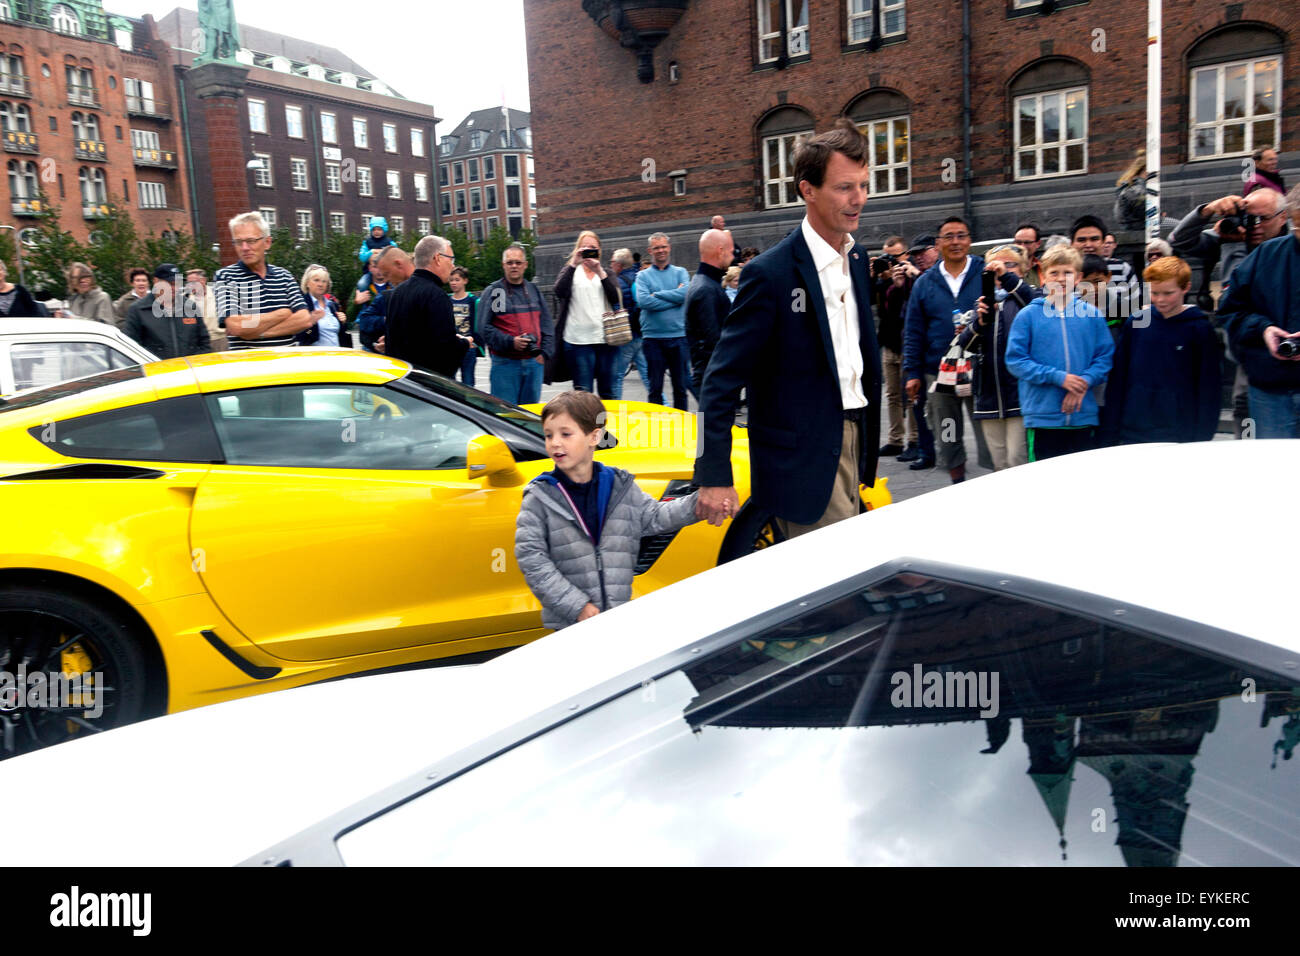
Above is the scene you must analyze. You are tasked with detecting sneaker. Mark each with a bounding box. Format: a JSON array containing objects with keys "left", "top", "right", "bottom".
[
  {"left": 879, "top": 442, "right": 904, "bottom": 456},
  {"left": 908, "top": 457, "right": 936, "bottom": 471},
  {"left": 896, "top": 445, "right": 920, "bottom": 462}
]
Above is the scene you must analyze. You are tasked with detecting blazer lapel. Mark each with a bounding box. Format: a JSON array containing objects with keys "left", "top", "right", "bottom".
[{"left": 790, "top": 230, "right": 839, "bottom": 381}]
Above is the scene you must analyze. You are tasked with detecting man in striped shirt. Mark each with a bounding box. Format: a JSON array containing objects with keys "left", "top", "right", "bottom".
[{"left": 214, "top": 211, "right": 313, "bottom": 349}]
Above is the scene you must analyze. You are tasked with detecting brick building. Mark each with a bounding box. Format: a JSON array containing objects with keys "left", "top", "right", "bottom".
[
  {"left": 1, "top": 1, "right": 191, "bottom": 245},
  {"left": 155, "top": 7, "right": 440, "bottom": 248},
  {"left": 437, "top": 107, "right": 538, "bottom": 241},
  {"left": 525, "top": 0, "right": 1295, "bottom": 276}
]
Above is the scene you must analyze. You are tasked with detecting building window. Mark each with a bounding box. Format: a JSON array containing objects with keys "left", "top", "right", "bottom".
[
  {"left": 1189, "top": 56, "right": 1280, "bottom": 160},
  {"left": 382, "top": 122, "right": 397, "bottom": 153},
  {"left": 130, "top": 128, "right": 160, "bottom": 150},
  {"left": 0, "top": 103, "right": 32, "bottom": 132},
  {"left": 358, "top": 166, "right": 373, "bottom": 197},
  {"left": 438, "top": 164, "right": 449, "bottom": 187},
  {"left": 78, "top": 166, "right": 107, "bottom": 205},
  {"left": 453, "top": 162, "right": 464, "bottom": 185},
  {"left": 414, "top": 172, "right": 428, "bottom": 202},
  {"left": 470, "top": 187, "right": 482, "bottom": 213},
  {"left": 439, "top": 135, "right": 458, "bottom": 156},
  {"left": 527, "top": 154, "right": 534, "bottom": 179},
  {"left": 506, "top": 184, "right": 521, "bottom": 208},
  {"left": 296, "top": 210, "right": 312, "bottom": 240},
  {"left": 7, "top": 159, "right": 38, "bottom": 199},
  {"left": 124, "top": 77, "right": 157, "bottom": 114},
  {"left": 455, "top": 190, "right": 466, "bottom": 215},
  {"left": 252, "top": 152, "right": 273, "bottom": 187},
  {"left": 330, "top": 211, "right": 346, "bottom": 232},
  {"left": 487, "top": 216, "right": 499, "bottom": 232},
  {"left": 417, "top": 217, "right": 430, "bottom": 234},
  {"left": 285, "top": 105, "right": 304, "bottom": 139},
  {"left": 248, "top": 99, "right": 267, "bottom": 134},
  {"left": 441, "top": 194, "right": 451, "bottom": 217},
  {"left": 472, "top": 219, "right": 484, "bottom": 243},
  {"left": 71, "top": 111, "right": 101, "bottom": 141},
  {"left": 291, "top": 157, "right": 309, "bottom": 190},
  {"left": 758, "top": 0, "right": 809, "bottom": 63},
  {"left": 469, "top": 129, "right": 487, "bottom": 150},
  {"left": 485, "top": 185, "right": 497, "bottom": 210},
  {"left": 848, "top": 97, "right": 910, "bottom": 195},
  {"left": 360, "top": 212, "right": 372, "bottom": 231},
  {"left": 411, "top": 128, "right": 425, "bottom": 157},
  {"left": 321, "top": 111, "right": 337, "bottom": 143},
  {"left": 468, "top": 158, "right": 479, "bottom": 182},
  {"left": 482, "top": 155, "right": 495, "bottom": 179},
  {"left": 1014, "top": 87, "right": 1087, "bottom": 180},
  {"left": 390, "top": 215, "right": 404, "bottom": 234},
  {"left": 138, "top": 181, "right": 166, "bottom": 209},
  {"left": 353, "top": 117, "right": 368, "bottom": 148},
  {"left": 504, "top": 154, "right": 520, "bottom": 179},
  {"left": 324, "top": 162, "right": 342, "bottom": 193},
  {"left": 757, "top": 105, "right": 814, "bottom": 208},
  {"left": 66, "top": 67, "right": 96, "bottom": 106},
  {"left": 50, "top": 3, "right": 80, "bottom": 35},
  {"left": 847, "top": 0, "right": 905, "bottom": 44},
  {"left": 386, "top": 170, "right": 401, "bottom": 199}
]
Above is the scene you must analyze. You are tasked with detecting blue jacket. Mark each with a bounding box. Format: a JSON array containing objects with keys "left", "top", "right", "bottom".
[
  {"left": 358, "top": 217, "right": 394, "bottom": 265},
  {"left": 1005, "top": 295, "right": 1114, "bottom": 428},
  {"left": 633, "top": 263, "right": 689, "bottom": 338},
  {"left": 1099, "top": 305, "right": 1221, "bottom": 445},
  {"left": 1221, "top": 234, "right": 1300, "bottom": 394},
  {"left": 902, "top": 256, "right": 985, "bottom": 381}
]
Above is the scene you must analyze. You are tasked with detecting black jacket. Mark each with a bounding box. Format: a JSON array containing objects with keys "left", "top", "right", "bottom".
[
  {"left": 385, "top": 269, "right": 467, "bottom": 377},
  {"left": 1099, "top": 305, "right": 1222, "bottom": 445},
  {"left": 694, "top": 227, "right": 881, "bottom": 525},
  {"left": 955, "top": 273, "right": 1040, "bottom": 419},
  {"left": 685, "top": 261, "right": 730, "bottom": 390},
  {"left": 123, "top": 291, "right": 210, "bottom": 359},
  {"left": 0, "top": 283, "right": 44, "bottom": 317}
]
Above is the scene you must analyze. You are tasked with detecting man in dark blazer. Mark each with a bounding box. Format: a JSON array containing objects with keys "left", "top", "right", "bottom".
[
  {"left": 384, "top": 235, "right": 471, "bottom": 378},
  {"left": 694, "top": 118, "right": 882, "bottom": 537}
]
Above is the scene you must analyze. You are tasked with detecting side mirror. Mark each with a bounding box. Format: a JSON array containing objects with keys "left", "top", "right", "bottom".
[{"left": 467, "top": 435, "right": 524, "bottom": 487}]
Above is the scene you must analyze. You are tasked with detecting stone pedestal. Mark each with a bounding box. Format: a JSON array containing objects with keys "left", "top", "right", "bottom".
[{"left": 189, "top": 62, "right": 251, "bottom": 264}]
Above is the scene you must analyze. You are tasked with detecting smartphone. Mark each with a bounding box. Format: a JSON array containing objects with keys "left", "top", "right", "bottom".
[
  {"left": 981, "top": 269, "right": 997, "bottom": 315},
  {"left": 580, "top": 249, "right": 600, "bottom": 259}
]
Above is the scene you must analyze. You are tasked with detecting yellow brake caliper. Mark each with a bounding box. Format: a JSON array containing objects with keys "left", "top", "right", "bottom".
[{"left": 59, "top": 641, "right": 94, "bottom": 733}]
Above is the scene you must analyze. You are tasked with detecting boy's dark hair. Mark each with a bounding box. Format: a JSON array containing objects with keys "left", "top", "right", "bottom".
[
  {"left": 793, "top": 117, "right": 869, "bottom": 192},
  {"left": 127, "top": 267, "right": 149, "bottom": 282},
  {"left": 541, "top": 390, "right": 606, "bottom": 434},
  {"left": 1070, "top": 215, "right": 1108, "bottom": 239},
  {"left": 1081, "top": 254, "right": 1109, "bottom": 277},
  {"left": 739, "top": 246, "right": 760, "bottom": 261},
  {"left": 1014, "top": 222, "right": 1040, "bottom": 240},
  {"left": 938, "top": 215, "right": 968, "bottom": 233},
  {"left": 450, "top": 266, "right": 469, "bottom": 281}
]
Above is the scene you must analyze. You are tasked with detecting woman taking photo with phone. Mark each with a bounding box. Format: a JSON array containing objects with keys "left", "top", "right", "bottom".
[{"left": 553, "top": 230, "right": 621, "bottom": 397}]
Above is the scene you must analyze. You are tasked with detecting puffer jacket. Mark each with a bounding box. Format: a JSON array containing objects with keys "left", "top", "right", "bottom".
[{"left": 515, "top": 465, "right": 699, "bottom": 631}]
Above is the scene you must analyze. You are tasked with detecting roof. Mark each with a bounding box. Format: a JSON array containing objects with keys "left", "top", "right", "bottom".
[{"left": 440, "top": 107, "right": 532, "bottom": 158}]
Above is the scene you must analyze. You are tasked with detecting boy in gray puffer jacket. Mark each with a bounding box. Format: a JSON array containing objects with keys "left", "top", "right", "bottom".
[{"left": 516, "top": 391, "right": 700, "bottom": 631}]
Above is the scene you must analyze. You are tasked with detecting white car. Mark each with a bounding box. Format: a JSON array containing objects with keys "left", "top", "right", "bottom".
[
  {"left": 2, "top": 440, "right": 1295, "bottom": 866},
  {"left": 0, "top": 317, "right": 157, "bottom": 396}
]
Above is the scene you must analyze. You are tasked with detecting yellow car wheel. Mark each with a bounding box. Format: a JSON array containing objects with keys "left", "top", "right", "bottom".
[{"left": 0, "top": 587, "right": 154, "bottom": 758}]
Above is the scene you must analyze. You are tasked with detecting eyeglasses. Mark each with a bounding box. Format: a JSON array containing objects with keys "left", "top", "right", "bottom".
[
  {"left": 436, "top": 252, "right": 455, "bottom": 261},
  {"left": 938, "top": 233, "right": 970, "bottom": 241},
  {"left": 233, "top": 237, "right": 269, "bottom": 247}
]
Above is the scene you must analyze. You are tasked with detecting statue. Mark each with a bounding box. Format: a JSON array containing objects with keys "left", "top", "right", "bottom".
[{"left": 195, "top": 0, "right": 242, "bottom": 65}]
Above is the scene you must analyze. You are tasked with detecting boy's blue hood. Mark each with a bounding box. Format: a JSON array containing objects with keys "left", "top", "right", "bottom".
[{"left": 368, "top": 217, "right": 389, "bottom": 236}]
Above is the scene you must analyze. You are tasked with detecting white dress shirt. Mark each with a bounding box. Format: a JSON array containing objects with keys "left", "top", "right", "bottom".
[
  {"left": 801, "top": 217, "right": 868, "bottom": 409},
  {"left": 941, "top": 255, "right": 972, "bottom": 298}
]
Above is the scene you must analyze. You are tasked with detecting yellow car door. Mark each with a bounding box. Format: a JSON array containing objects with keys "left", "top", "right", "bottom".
[{"left": 189, "top": 382, "right": 545, "bottom": 663}]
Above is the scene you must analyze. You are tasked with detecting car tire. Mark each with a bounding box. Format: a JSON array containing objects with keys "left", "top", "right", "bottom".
[
  {"left": 0, "top": 585, "right": 153, "bottom": 758},
  {"left": 717, "top": 501, "right": 787, "bottom": 565}
]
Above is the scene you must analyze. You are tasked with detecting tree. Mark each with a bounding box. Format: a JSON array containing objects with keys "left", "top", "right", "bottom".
[
  {"left": 22, "top": 192, "right": 86, "bottom": 299},
  {"left": 83, "top": 201, "right": 141, "bottom": 299}
]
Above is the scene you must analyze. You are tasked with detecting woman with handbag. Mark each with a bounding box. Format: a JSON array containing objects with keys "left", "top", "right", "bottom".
[{"left": 553, "top": 230, "right": 623, "bottom": 398}]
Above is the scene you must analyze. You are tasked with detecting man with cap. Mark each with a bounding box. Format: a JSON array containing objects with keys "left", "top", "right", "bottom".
[
  {"left": 879, "top": 233, "right": 938, "bottom": 465},
  {"left": 122, "top": 263, "right": 211, "bottom": 359}
]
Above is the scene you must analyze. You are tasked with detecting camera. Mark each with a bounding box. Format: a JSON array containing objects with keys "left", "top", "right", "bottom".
[
  {"left": 580, "top": 249, "right": 600, "bottom": 259},
  {"left": 1220, "top": 206, "right": 1260, "bottom": 235},
  {"left": 872, "top": 253, "right": 898, "bottom": 274},
  {"left": 1278, "top": 338, "right": 1300, "bottom": 359},
  {"left": 520, "top": 333, "right": 541, "bottom": 356}
]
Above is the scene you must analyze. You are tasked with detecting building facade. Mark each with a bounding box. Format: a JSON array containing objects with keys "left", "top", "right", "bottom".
[
  {"left": 1, "top": 2, "right": 191, "bottom": 245},
  {"left": 437, "top": 107, "right": 537, "bottom": 241},
  {"left": 525, "top": 0, "right": 1295, "bottom": 275},
  {"left": 155, "top": 7, "right": 440, "bottom": 246}
]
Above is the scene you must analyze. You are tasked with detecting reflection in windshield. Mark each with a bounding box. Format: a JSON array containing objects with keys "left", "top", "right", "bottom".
[{"left": 336, "top": 574, "right": 1299, "bottom": 866}]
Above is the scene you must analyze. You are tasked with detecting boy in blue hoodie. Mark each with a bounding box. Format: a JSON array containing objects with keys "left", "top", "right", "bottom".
[
  {"left": 358, "top": 217, "right": 394, "bottom": 265},
  {"left": 1005, "top": 245, "right": 1114, "bottom": 462}
]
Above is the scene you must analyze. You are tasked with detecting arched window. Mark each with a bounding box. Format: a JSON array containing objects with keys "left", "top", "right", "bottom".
[
  {"left": 757, "top": 105, "right": 814, "bottom": 208},
  {"left": 12, "top": 103, "right": 30, "bottom": 132},
  {"left": 79, "top": 166, "right": 106, "bottom": 205},
  {"left": 50, "top": 3, "right": 80, "bottom": 36},
  {"left": 1187, "top": 25, "right": 1282, "bottom": 160},
  {"left": 8, "top": 158, "right": 37, "bottom": 198},
  {"left": 846, "top": 90, "right": 911, "bottom": 196},
  {"left": 1009, "top": 58, "right": 1089, "bottom": 180}
]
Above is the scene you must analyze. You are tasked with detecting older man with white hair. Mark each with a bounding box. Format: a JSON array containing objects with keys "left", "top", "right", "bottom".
[
  {"left": 213, "top": 210, "right": 313, "bottom": 349},
  {"left": 383, "top": 235, "right": 470, "bottom": 377},
  {"left": 685, "top": 228, "right": 734, "bottom": 391}
]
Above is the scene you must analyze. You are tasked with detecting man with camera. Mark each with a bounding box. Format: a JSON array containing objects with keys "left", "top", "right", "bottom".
[
  {"left": 478, "top": 243, "right": 554, "bottom": 405},
  {"left": 1219, "top": 185, "right": 1300, "bottom": 438},
  {"left": 1171, "top": 187, "right": 1290, "bottom": 435},
  {"left": 870, "top": 235, "right": 914, "bottom": 458}
]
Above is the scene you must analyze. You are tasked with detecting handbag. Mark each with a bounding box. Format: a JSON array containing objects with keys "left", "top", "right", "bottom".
[
  {"left": 933, "top": 325, "right": 974, "bottom": 397},
  {"left": 602, "top": 287, "right": 633, "bottom": 347}
]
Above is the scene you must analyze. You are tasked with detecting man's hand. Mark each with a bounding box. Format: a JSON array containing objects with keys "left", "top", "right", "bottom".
[
  {"left": 1204, "top": 194, "right": 1245, "bottom": 218},
  {"left": 310, "top": 307, "right": 326, "bottom": 321},
  {"left": 1264, "top": 326, "right": 1300, "bottom": 361},
  {"left": 1061, "top": 392, "right": 1083, "bottom": 414},
  {"left": 890, "top": 263, "right": 907, "bottom": 287},
  {"left": 906, "top": 378, "right": 921, "bottom": 401},
  {"left": 1062, "top": 373, "right": 1088, "bottom": 396},
  {"left": 534, "top": 355, "right": 545, "bottom": 364},
  {"left": 513, "top": 334, "right": 531, "bottom": 351},
  {"left": 696, "top": 486, "right": 739, "bottom": 526},
  {"left": 354, "top": 289, "right": 371, "bottom": 305},
  {"left": 375, "top": 336, "right": 385, "bottom": 354},
  {"left": 985, "top": 260, "right": 1006, "bottom": 277},
  {"left": 577, "top": 603, "right": 600, "bottom": 622}
]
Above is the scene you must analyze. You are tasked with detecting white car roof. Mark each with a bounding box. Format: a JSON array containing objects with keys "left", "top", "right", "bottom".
[
  {"left": 0, "top": 316, "right": 126, "bottom": 337},
  {"left": 2, "top": 439, "right": 1293, "bottom": 865}
]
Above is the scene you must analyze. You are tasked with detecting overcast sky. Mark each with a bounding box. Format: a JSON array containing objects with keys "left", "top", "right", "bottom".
[{"left": 131, "top": 1, "right": 532, "bottom": 133}]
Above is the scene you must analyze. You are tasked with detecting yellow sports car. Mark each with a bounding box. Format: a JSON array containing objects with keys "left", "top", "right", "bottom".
[{"left": 0, "top": 349, "right": 889, "bottom": 754}]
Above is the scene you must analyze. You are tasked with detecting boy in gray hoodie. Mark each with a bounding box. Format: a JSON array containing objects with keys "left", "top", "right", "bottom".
[{"left": 515, "top": 391, "right": 700, "bottom": 631}]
